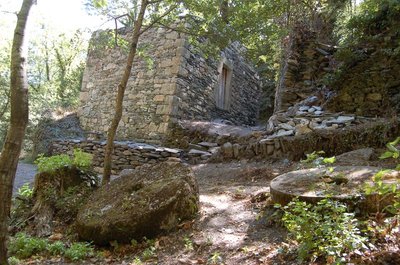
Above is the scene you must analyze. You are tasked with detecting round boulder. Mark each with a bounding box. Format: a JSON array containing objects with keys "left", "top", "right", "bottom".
[
  {"left": 270, "top": 166, "right": 399, "bottom": 213},
  {"left": 75, "top": 162, "right": 199, "bottom": 245}
]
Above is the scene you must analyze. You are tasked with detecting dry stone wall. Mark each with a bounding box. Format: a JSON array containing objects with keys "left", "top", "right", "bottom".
[
  {"left": 275, "top": 26, "right": 336, "bottom": 112},
  {"left": 328, "top": 44, "right": 400, "bottom": 117},
  {"left": 51, "top": 140, "right": 183, "bottom": 174},
  {"left": 176, "top": 42, "right": 260, "bottom": 125},
  {"left": 51, "top": 115, "right": 398, "bottom": 173}
]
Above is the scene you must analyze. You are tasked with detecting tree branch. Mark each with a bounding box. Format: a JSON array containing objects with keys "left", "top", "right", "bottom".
[
  {"left": 0, "top": 10, "right": 17, "bottom": 15},
  {"left": 139, "top": 4, "right": 178, "bottom": 35}
]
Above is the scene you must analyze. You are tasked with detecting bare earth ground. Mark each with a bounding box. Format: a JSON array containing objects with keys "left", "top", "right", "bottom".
[{"left": 13, "top": 152, "right": 400, "bottom": 264}]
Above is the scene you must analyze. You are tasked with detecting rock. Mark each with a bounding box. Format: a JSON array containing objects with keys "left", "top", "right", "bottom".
[
  {"left": 188, "top": 143, "right": 207, "bottom": 151},
  {"left": 208, "top": 147, "right": 221, "bottom": 161},
  {"left": 269, "top": 130, "right": 294, "bottom": 139},
  {"left": 197, "top": 142, "right": 218, "bottom": 148},
  {"left": 307, "top": 107, "right": 316, "bottom": 113},
  {"left": 166, "top": 157, "right": 182, "bottom": 163},
  {"left": 312, "top": 106, "right": 322, "bottom": 111},
  {"left": 335, "top": 148, "right": 375, "bottom": 165},
  {"left": 164, "top": 148, "right": 181, "bottom": 154},
  {"left": 267, "top": 144, "right": 274, "bottom": 155},
  {"left": 232, "top": 144, "right": 240, "bottom": 158},
  {"left": 295, "top": 124, "right": 312, "bottom": 135},
  {"left": 188, "top": 149, "right": 211, "bottom": 156},
  {"left": 308, "top": 121, "right": 320, "bottom": 130},
  {"left": 75, "top": 162, "right": 199, "bottom": 245},
  {"left": 278, "top": 123, "right": 295, "bottom": 131},
  {"left": 326, "top": 116, "right": 355, "bottom": 125},
  {"left": 337, "top": 116, "right": 355, "bottom": 123},
  {"left": 221, "top": 142, "right": 234, "bottom": 158},
  {"left": 299, "top": 106, "right": 310, "bottom": 111},
  {"left": 314, "top": 110, "right": 323, "bottom": 115},
  {"left": 303, "top": 96, "right": 318, "bottom": 106}
]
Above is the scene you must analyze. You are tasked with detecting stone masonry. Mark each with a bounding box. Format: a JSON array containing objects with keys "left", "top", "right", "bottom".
[{"left": 78, "top": 27, "right": 260, "bottom": 144}]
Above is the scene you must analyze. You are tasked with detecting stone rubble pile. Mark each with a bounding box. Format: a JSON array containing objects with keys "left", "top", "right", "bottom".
[{"left": 266, "top": 112, "right": 356, "bottom": 139}]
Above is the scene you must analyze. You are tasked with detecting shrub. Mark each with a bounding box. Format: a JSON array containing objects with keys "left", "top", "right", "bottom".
[
  {"left": 35, "top": 148, "right": 92, "bottom": 173},
  {"left": 8, "top": 233, "right": 48, "bottom": 259},
  {"left": 64, "top": 242, "right": 94, "bottom": 261},
  {"left": 301, "top": 151, "right": 336, "bottom": 167},
  {"left": 7, "top": 257, "right": 21, "bottom": 265},
  {"left": 17, "top": 183, "right": 34, "bottom": 198},
  {"left": 8, "top": 233, "right": 95, "bottom": 261},
  {"left": 72, "top": 148, "right": 93, "bottom": 170},
  {"left": 281, "top": 198, "right": 368, "bottom": 264},
  {"left": 47, "top": 241, "right": 66, "bottom": 256}
]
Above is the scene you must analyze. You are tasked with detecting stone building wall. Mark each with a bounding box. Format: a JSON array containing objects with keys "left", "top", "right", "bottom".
[
  {"left": 176, "top": 42, "right": 260, "bottom": 125},
  {"left": 78, "top": 27, "right": 186, "bottom": 143},
  {"left": 78, "top": 27, "right": 260, "bottom": 144}
]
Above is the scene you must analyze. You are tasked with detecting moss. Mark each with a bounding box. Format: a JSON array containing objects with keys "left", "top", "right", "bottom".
[{"left": 75, "top": 162, "right": 199, "bottom": 245}]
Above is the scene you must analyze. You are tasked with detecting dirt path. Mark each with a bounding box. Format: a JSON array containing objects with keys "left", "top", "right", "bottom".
[
  {"left": 14, "top": 162, "right": 37, "bottom": 194},
  {"left": 153, "top": 160, "right": 296, "bottom": 265}
]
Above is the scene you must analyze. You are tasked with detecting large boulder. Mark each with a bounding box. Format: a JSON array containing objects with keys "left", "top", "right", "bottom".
[{"left": 75, "top": 162, "right": 199, "bottom": 245}]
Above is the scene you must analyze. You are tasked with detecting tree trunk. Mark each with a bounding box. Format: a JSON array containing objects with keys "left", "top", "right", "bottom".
[
  {"left": 0, "top": 0, "right": 34, "bottom": 263},
  {"left": 102, "top": 0, "right": 149, "bottom": 185}
]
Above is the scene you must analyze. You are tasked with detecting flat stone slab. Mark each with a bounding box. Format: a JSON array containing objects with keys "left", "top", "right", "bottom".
[{"left": 270, "top": 166, "right": 399, "bottom": 213}]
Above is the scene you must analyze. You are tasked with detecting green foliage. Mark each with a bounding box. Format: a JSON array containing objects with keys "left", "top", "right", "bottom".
[
  {"left": 0, "top": 19, "right": 87, "bottom": 150},
  {"left": 346, "top": 0, "right": 400, "bottom": 41},
  {"left": 17, "top": 183, "right": 33, "bottom": 198},
  {"left": 46, "top": 241, "right": 66, "bottom": 256},
  {"left": 7, "top": 257, "right": 21, "bottom": 265},
  {"left": 8, "top": 233, "right": 95, "bottom": 261},
  {"left": 183, "top": 235, "right": 194, "bottom": 251},
  {"left": 141, "top": 246, "right": 156, "bottom": 261},
  {"left": 208, "top": 251, "right": 223, "bottom": 264},
  {"left": 281, "top": 198, "right": 368, "bottom": 264},
  {"left": 8, "top": 233, "right": 48, "bottom": 259},
  {"left": 73, "top": 148, "right": 93, "bottom": 170},
  {"left": 379, "top": 136, "right": 400, "bottom": 162},
  {"left": 35, "top": 148, "right": 92, "bottom": 173},
  {"left": 35, "top": 154, "right": 72, "bottom": 173},
  {"left": 64, "top": 242, "right": 95, "bottom": 261},
  {"left": 301, "top": 151, "right": 336, "bottom": 167},
  {"left": 364, "top": 170, "right": 400, "bottom": 215}
]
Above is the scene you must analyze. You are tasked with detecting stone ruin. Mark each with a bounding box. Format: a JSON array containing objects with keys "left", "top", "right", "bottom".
[
  {"left": 51, "top": 18, "right": 400, "bottom": 173},
  {"left": 77, "top": 26, "right": 260, "bottom": 144}
]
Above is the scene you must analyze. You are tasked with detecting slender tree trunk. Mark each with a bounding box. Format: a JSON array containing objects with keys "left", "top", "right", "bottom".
[
  {"left": 102, "top": 0, "right": 148, "bottom": 185},
  {"left": 0, "top": 0, "right": 34, "bottom": 263}
]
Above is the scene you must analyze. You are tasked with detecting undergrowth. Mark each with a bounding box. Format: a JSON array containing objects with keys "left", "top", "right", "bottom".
[
  {"left": 280, "top": 198, "right": 368, "bottom": 264},
  {"left": 8, "top": 232, "right": 95, "bottom": 261},
  {"left": 35, "top": 148, "right": 92, "bottom": 173}
]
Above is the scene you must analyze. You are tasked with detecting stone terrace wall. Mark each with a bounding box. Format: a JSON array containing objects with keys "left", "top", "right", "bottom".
[
  {"left": 51, "top": 116, "right": 398, "bottom": 173},
  {"left": 175, "top": 42, "right": 260, "bottom": 125},
  {"left": 78, "top": 27, "right": 185, "bottom": 143},
  {"left": 51, "top": 140, "right": 182, "bottom": 174}
]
